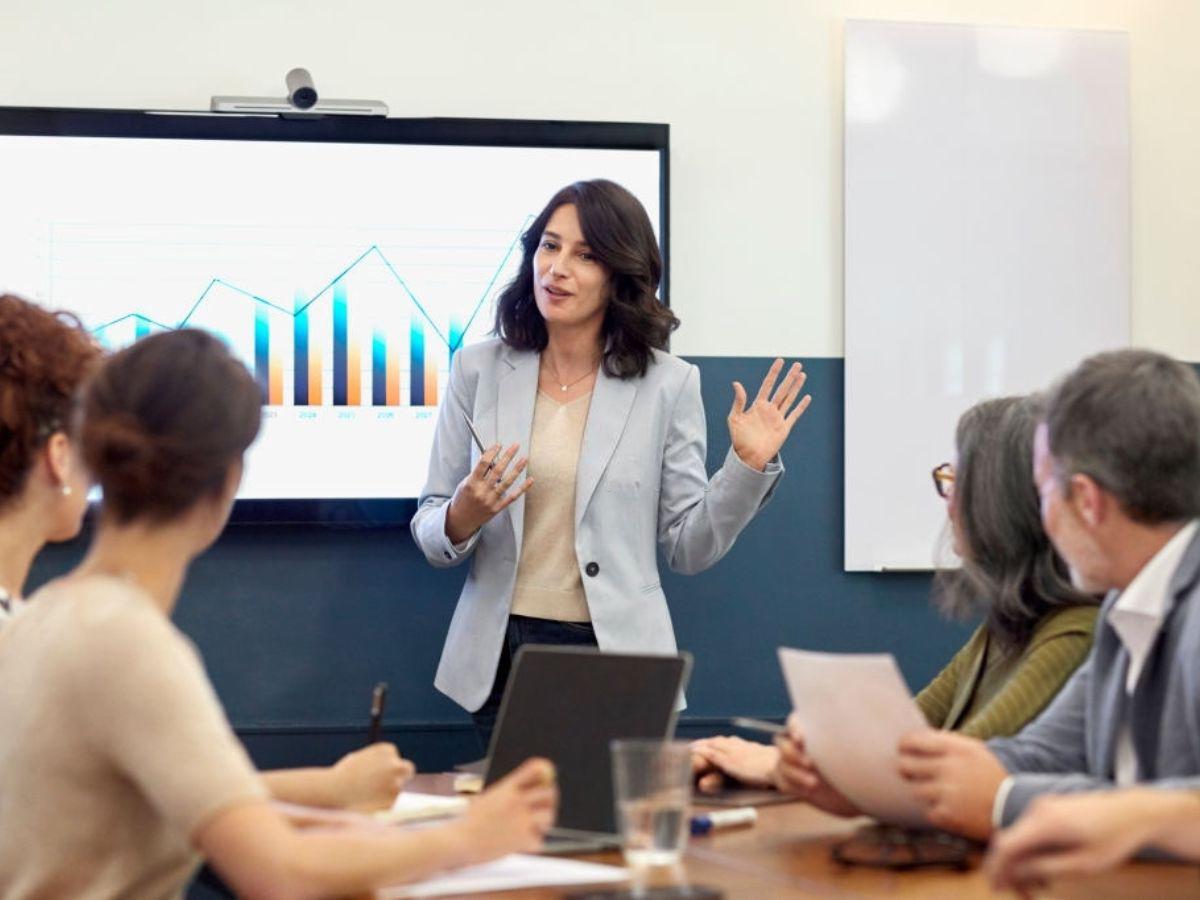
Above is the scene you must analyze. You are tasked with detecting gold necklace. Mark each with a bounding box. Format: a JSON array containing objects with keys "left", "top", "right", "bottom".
[{"left": 546, "top": 355, "right": 599, "bottom": 393}]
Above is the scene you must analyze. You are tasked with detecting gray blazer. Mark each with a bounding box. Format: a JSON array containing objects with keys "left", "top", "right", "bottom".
[
  {"left": 988, "top": 525, "right": 1200, "bottom": 826},
  {"left": 411, "top": 339, "right": 782, "bottom": 711}
]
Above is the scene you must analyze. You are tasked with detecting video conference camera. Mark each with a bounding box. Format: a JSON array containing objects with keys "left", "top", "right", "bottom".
[
  {"left": 285, "top": 68, "right": 318, "bottom": 110},
  {"left": 211, "top": 68, "right": 388, "bottom": 117}
]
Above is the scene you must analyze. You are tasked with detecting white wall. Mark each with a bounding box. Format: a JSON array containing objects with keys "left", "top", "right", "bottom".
[{"left": 1, "top": 0, "right": 1196, "bottom": 360}]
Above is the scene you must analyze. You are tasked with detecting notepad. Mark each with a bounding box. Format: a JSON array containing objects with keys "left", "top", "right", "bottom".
[
  {"left": 374, "top": 791, "right": 469, "bottom": 825},
  {"left": 377, "top": 853, "right": 628, "bottom": 898}
]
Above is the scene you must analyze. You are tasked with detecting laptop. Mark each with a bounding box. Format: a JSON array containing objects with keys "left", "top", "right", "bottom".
[{"left": 481, "top": 645, "right": 692, "bottom": 854}]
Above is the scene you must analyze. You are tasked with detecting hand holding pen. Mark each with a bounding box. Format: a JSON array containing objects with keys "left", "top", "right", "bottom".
[
  {"left": 331, "top": 743, "right": 415, "bottom": 812},
  {"left": 312, "top": 682, "right": 415, "bottom": 813},
  {"left": 445, "top": 414, "right": 533, "bottom": 544}
]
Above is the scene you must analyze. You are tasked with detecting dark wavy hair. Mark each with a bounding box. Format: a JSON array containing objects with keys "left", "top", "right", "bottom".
[
  {"left": 493, "top": 179, "right": 678, "bottom": 379},
  {"left": 934, "top": 396, "right": 1098, "bottom": 655}
]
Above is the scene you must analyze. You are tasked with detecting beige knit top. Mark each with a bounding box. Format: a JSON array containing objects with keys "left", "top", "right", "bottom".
[
  {"left": 510, "top": 390, "right": 593, "bottom": 622},
  {"left": 0, "top": 574, "right": 267, "bottom": 899}
]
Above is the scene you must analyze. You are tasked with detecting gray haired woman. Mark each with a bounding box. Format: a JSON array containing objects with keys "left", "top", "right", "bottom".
[{"left": 692, "top": 395, "right": 1100, "bottom": 806}]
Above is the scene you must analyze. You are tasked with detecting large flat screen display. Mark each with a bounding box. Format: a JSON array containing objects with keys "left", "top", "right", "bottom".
[{"left": 0, "top": 109, "right": 667, "bottom": 521}]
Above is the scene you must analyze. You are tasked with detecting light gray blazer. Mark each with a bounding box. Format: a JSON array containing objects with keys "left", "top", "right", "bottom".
[
  {"left": 988, "top": 526, "right": 1200, "bottom": 826},
  {"left": 411, "top": 339, "right": 782, "bottom": 711}
]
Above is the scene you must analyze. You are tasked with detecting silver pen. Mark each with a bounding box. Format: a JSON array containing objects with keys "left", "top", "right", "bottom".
[
  {"left": 463, "top": 413, "right": 497, "bottom": 476},
  {"left": 731, "top": 716, "right": 788, "bottom": 736}
]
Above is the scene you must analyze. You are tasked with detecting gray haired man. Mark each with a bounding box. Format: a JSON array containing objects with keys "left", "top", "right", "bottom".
[{"left": 895, "top": 349, "right": 1200, "bottom": 840}]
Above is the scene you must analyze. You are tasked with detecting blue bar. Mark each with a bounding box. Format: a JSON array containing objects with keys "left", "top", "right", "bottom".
[
  {"left": 135, "top": 317, "right": 150, "bottom": 340},
  {"left": 410, "top": 319, "right": 425, "bottom": 406},
  {"left": 254, "top": 304, "right": 270, "bottom": 402},
  {"left": 294, "top": 292, "right": 309, "bottom": 406},
  {"left": 373, "top": 329, "right": 387, "bottom": 407},
  {"left": 333, "top": 281, "right": 348, "bottom": 406},
  {"left": 449, "top": 315, "right": 465, "bottom": 371}
]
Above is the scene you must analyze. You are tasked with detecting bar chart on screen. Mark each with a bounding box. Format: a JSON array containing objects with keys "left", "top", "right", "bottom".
[{"left": 57, "top": 220, "right": 529, "bottom": 410}]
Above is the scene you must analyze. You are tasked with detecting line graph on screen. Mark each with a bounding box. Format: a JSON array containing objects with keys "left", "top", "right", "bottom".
[{"left": 48, "top": 219, "right": 530, "bottom": 408}]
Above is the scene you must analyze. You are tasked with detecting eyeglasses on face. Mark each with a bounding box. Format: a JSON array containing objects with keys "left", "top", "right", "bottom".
[{"left": 931, "top": 463, "right": 955, "bottom": 499}]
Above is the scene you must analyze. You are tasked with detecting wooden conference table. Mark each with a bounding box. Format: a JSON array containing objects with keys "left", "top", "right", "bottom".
[{"left": 408, "top": 774, "right": 1200, "bottom": 899}]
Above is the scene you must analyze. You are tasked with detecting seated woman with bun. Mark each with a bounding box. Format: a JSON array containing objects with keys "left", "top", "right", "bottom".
[
  {"left": 0, "top": 329, "right": 557, "bottom": 899},
  {"left": 693, "top": 396, "right": 1100, "bottom": 809},
  {"left": 0, "top": 292, "right": 414, "bottom": 815}
]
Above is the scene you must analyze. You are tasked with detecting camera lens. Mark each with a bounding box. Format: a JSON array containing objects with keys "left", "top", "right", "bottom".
[{"left": 285, "top": 68, "right": 318, "bottom": 110}]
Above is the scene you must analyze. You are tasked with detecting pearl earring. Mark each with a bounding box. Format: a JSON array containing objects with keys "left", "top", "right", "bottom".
[{"left": 61, "top": 484, "right": 72, "bottom": 497}]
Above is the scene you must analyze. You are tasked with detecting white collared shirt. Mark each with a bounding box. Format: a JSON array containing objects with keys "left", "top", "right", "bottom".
[
  {"left": 1108, "top": 519, "right": 1199, "bottom": 784},
  {"left": 992, "top": 519, "right": 1199, "bottom": 825}
]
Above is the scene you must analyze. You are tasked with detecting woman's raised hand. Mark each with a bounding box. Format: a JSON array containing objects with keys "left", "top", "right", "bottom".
[
  {"left": 728, "top": 359, "right": 811, "bottom": 471},
  {"left": 445, "top": 444, "right": 533, "bottom": 544}
]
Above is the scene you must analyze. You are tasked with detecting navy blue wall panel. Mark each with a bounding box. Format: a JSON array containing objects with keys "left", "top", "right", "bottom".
[{"left": 28, "top": 356, "right": 972, "bottom": 771}]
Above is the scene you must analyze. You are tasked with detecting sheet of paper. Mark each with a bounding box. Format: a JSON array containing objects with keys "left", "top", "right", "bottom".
[
  {"left": 375, "top": 791, "right": 469, "bottom": 825},
  {"left": 777, "top": 647, "right": 931, "bottom": 827},
  {"left": 377, "top": 853, "right": 628, "bottom": 898}
]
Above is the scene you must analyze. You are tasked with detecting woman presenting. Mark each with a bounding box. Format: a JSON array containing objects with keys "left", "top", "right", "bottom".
[{"left": 412, "top": 179, "right": 811, "bottom": 747}]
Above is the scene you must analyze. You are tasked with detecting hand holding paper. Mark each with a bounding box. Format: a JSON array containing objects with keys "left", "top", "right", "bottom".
[
  {"left": 777, "top": 647, "right": 932, "bottom": 827},
  {"left": 772, "top": 714, "right": 860, "bottom": 817},
  {"left": 897, "top": 730, "right": 1008, "bottom": 840}
]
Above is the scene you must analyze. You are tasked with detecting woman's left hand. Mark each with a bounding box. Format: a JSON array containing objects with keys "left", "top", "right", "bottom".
[{"left": 728, "top": 359, "right": 811, "bottom": 471}]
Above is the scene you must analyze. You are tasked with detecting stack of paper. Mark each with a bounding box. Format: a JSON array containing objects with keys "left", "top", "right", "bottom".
[{"left": 378, "top": 854, "right": 628, "bottom": 898}]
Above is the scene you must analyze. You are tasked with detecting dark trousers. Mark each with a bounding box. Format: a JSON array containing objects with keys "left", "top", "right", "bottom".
[{"left": 470, "top": 614, "right": 598, "bottom": 754}]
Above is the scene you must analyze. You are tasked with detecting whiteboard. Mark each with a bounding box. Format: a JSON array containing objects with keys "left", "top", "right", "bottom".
[{"left": 844, "top": 21, "right": 1130, "bottom": 571}]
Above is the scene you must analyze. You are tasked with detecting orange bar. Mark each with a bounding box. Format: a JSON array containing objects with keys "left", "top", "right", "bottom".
[
  {"left": 308, "top": 347, "right": 323, "bottom": 405},
  {"left": 348, "top": 339, "right": 361, "bottom": 406},
  {"left": 424, "top": 351, "right": 438, "bottom": 406},
  {"left": 269, "top": 352, "right": 283, "bottom": 405},
  {"left": 387, "top": 344, "right": 400, "bottom": 406}
]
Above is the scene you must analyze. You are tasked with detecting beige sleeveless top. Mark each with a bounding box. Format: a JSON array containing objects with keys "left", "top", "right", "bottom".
[{"left": 511, "top": 390, "right": 593, "bottom": 622}]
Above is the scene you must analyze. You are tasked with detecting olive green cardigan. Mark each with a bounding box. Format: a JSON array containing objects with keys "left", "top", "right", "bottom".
[{"left": 915, "top": 604, "right": 1098, "bottom": 740}]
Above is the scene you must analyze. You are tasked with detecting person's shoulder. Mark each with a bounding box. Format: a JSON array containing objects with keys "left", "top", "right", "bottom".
[
  {"left": 642, "top": 348, "right": 697, "bottom": 391},
  {"left": 1031, "top": 604, "right": 1100, "bottom": 643},
  {"left": 35, "top": 575, "right": 190, "bottom": 666},
  {"left": 454, "top": 338, "right": 520, "bottom": 372},
  {"left": 940, "top": 624, "right": 988, "bottom": 673},
  {"left": 454, "top": 338, "right": 538, "bottom": 389},
  {"left": 647, "top": 347, "right": 693, "bottom": 374}
]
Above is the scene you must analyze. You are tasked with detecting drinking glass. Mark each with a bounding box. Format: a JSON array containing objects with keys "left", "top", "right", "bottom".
[{"left": 611, "top": 739, "right": 693, "bottom": 870}]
